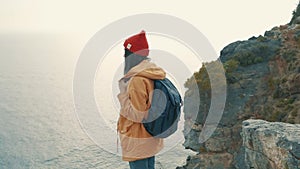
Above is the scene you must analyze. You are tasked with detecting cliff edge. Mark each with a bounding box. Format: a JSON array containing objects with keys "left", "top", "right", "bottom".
[{"left": 178, "top": 2, "right": 300, "bottom": 169}]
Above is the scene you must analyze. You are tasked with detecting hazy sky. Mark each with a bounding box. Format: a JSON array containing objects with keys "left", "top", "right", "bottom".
[{"left": 0, "top": 0, "right": 299, "bottom": 54}]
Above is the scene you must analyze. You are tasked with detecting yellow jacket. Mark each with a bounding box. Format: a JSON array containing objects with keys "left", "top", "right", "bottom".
[{"left": 117, "top": 60, "right": 166, "bottom": 161}]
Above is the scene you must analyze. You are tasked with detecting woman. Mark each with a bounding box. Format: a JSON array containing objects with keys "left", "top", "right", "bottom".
[{"left": 117, "top": 30, "right": 165, "bottom": 169}]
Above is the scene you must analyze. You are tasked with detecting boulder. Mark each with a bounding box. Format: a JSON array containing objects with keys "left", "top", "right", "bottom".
[{"left": 241, "top": 119, "right": 300, "bottom": 169}]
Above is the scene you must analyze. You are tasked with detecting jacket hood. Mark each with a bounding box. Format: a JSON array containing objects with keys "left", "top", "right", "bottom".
[{"left": 122, "top": 60, "right": 166, "bottom": 80}]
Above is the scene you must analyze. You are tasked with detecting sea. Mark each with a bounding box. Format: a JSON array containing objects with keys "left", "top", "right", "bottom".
[{"left": 0, "top": 33, "right": 194, "bottom": 169}]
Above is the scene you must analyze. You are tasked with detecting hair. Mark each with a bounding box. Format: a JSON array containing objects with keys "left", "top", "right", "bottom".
[{"left": 124, "top": 49, "right": 148, "bottom": 75}]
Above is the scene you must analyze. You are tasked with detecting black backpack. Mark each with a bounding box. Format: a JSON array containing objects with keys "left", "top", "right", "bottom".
[{"left": 142, "top": 78, "right": 182, "bottom": 138}]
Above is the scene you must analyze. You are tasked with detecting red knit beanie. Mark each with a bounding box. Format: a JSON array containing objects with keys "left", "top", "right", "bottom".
[{"left": 123, "top": 30, "right": 149, "bottom": 56}]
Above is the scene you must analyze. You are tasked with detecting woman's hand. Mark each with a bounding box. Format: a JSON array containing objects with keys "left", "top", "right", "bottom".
[{"left": 118, "top": 79, "right": 128, "bottom": 93}]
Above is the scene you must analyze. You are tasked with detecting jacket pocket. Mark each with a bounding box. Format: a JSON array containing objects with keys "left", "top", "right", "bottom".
[{"left": 117, "top": 116, "right": 133, "bottom": 134}]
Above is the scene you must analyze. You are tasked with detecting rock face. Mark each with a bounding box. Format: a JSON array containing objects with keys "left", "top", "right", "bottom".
[
  {"left": 242, "top": 119, "right": 300, "bottom": 169},
  {"left": 179, "top": 3, "right": 300, "bottom": 169},
  {"left": 178, "top": 120, "right": 300, "bottom": 169},
  {"left": 290, "top": 2, "right": 300, "bottom": 25},
  {"left": 177, "top": 152, "right": 233, "bottom": 169}
]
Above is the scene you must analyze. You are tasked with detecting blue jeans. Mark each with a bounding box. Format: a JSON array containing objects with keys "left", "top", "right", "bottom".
[{"left": 129, "top": 156, "right": 155, "bottom": 169}]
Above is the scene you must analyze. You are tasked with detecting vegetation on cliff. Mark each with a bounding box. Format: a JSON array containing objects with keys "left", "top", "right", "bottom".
[{"left": 181, "top": 2, "right": 300, "bottom": 169}]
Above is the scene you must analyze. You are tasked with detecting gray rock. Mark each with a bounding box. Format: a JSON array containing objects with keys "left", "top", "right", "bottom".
[
  {"left": 179, "top": 153, "right": 234, "bottom": 169},
  {"left": 293, "top": 16, "right": 300, "bottom": 24},
  {"left": 219, "top": 37, "right": 281, "bottom": 63},
  {"left": 241, "top": 119, "right": 300, "bottom": 169}
]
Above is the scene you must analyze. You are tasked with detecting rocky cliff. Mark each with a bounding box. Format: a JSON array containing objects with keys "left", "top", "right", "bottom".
[{"left": 178, "top": 3, "right": 300, "bottom": 169}]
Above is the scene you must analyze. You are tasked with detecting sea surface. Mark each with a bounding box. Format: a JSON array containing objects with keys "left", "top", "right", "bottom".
[{"left": 0, "top": 33, "right": 194, "bottom": 169}]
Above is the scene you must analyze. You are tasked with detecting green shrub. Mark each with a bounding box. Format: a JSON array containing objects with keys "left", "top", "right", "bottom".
[
  {"left": 281, "top": 77, "right": 288, "bottom": 83},
  {"left": 277, "top": 98, "right": 295, "bottom": 108},
  {"left": 253, "top": 57, "right": 264, "bottom": 63},
  {"left": 268, "top": 77, "right": 276, "bottom": 90},
  {"left": 199, "top": 146, "right": 207, "bottom": 153},
  {"left": 273, "top": 89, "right": 281, "bottom": 98},
  {"left": 233, "top": 51, "right": 264, "bottom": 66},
  {"left": 224, "top": 59, "right": 239, "bottom": 73},
  {"left": 291, "top": 110, "right": 298, "bottom": 117},
  {"left": 270, "top": 111, "right": 286, "bottom": 122},
  {"left": 257, "top": 35, "right": 267, "bottom": 42},
  {"left": 184, "top": 63, "right": 210, "bottom": 91},
  {"left": 282, "top": 50, "right": 297, "bottom": 62}
]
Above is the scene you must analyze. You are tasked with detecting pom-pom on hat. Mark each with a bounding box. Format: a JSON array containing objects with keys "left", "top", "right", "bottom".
[{"left": 123, "top": 30, "right": 149, "bottom": 57}]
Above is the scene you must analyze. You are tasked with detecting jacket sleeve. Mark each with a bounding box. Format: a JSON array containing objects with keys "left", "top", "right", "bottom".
[{"left": 126, "top": 77, "right": 151, "bottom": 122}]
